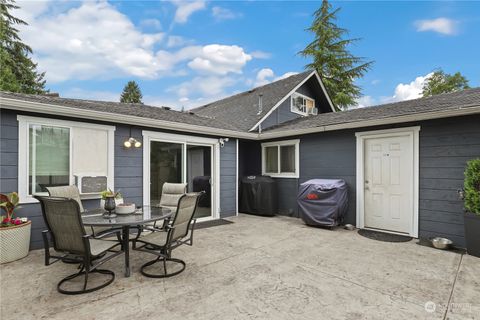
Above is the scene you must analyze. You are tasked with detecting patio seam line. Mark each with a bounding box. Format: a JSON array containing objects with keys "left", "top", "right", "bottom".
[
  {"left": 443, "top": 253, "right": 464, "bottom": 320},
  {"left": 195, "top": 234, "right": 294, "bottom": 269},
  {"left": 296, "top": 261, "right": 442, "bottom": 311}
]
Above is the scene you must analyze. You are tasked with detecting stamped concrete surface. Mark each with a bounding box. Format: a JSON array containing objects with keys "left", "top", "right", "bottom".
[{"left": 1, "top": 214, "right": 479, "bottom": 320}]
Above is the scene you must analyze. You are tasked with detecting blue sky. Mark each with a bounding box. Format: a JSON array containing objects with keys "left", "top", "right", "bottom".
[{"left": 16, "top": 0, "right": 480, "bottom": 109}]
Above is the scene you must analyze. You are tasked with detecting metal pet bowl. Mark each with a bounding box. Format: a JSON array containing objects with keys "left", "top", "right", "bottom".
[
  {"left": 344, "top": 224, "right": 355, "bottom": 231},
  {"left": 430, "top": 237, "right": 453, "bottom": 250}
]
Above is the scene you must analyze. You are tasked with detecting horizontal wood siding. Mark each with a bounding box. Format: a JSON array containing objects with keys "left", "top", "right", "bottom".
[
  {"left": 115, "top": 124, "right": 143, "bottom": 206},
  {"left": 417, "top": 115, "right": 480, "bottom": 247},
  {"left": 220, "top": 139, "right": 237, "bottom": 217},
  {"left": 299, "top": 130, "right": 357, "bottom": 224}
]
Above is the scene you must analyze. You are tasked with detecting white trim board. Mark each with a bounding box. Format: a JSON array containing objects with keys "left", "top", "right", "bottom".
[
  {"left": 249, "top": 70, "right": 335, "bottom": 132},
  {"left": 142, "top": 130, "right": 221, "bottom": 222},
  {"left": 355, "top": 126, "right": 420, "bottom": 238}
]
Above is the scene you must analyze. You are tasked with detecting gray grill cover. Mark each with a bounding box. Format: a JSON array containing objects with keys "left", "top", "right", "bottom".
[{"left": 297, "top": 179, "right": 348, "bottom": 227}]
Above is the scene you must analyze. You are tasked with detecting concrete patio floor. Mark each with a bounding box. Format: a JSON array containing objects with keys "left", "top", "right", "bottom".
[{"left": 1, "top": 214, "right": 479, "bottom": 320}]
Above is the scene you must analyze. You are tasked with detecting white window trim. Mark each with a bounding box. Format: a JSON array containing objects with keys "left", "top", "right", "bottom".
[
  {"left": 355, "top": 126, "right": 420, "bottom": 238},
  {"left": 290, "top": 92, "right": 315, "bottom": 116},
  {"left": 261, "top": 139, "right": 300, "bottom": 178},
  {"left": 17, "top": 115, "right": 115, "bottom": 204}
]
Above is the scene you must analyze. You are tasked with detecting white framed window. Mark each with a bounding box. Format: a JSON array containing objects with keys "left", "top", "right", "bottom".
[
  {"left": 291, "top": 92, "right": 316, "bottom": 115},
  {"left": 261, "top": 139, "right": 300, "bottom": 178},
  {"left": 17, "top": 116, "right": 115, "bottom": 203}
]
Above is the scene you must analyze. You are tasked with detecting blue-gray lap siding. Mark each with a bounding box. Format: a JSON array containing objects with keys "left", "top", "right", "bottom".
[
  {"left": 220, "top": 139, "right": 237, "bottom": 217},
  {"left": 257, "top": 114, "right": 480, "bottom": 247},
  {"left": 0, "top": 108, "right": 238, "bottom": 249}
]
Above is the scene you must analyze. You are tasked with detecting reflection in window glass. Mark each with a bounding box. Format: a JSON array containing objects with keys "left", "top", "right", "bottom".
[
  {"left": 29, "top": 125, "right": 70, "bottom": 194},
  {"left": 280, "top": 145, "right": 295, "bottom": 173},
  {"left": 265, "top": 146, "right": 278, "bottom": 173}
]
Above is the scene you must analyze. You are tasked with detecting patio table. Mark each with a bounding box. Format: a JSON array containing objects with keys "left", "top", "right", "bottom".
[{"left": 82, "top": 206, "right": 172, "bottom": 277}]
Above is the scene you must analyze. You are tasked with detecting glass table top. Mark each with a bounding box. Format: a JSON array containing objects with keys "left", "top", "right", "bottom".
[{"left": 82, "top": 206, "right": 172, "bottom": 226}]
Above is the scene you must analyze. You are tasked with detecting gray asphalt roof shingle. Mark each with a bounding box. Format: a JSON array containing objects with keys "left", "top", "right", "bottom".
[
  {"left": 263, "top": 87, "right": 480, "bottom": 133},
  {"left": 192, "top": 71, "right": 313, "bottom": 132},
  {"left": 0, "top": 91, "right": 239, "bottom": 131}
]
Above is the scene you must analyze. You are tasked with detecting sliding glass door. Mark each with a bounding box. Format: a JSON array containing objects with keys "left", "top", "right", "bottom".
[{"left": 148, "top": 136, "right": 216, "bottom": 221}]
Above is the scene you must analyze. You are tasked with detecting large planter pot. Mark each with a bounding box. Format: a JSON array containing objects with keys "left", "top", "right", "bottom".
[
  {"left": 0, "top": 221, "right": 31, "bottom": 264},
  {"left": 100, "top": 198, "right": 123, "bottom": 209},
  {"left": 464, "top": 212, "right": 480, "bottom": 258}
]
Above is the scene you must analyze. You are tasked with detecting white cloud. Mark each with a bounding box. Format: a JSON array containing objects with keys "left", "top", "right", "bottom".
[
  {"left": 388, "top": 73, "right": 433, "bottom": 102},
  {"left": 187, "top": 45, "right": 252, "bottom": 75},
  {"left": 250, "top": 50, "right": 271, "bottom": 59},
  {"left": 275, "top": 72, "right": 298, "bottom": 81},
  {"left": 166, "top": 35, "right": 193, "bottom": 48},
  {"left": 255, "top": 68, "right": 274, "bottom": 86},
  {"left": 140, "top": 18, "right": 162, "bottom": 30},
  {"left": 171, "top": 0, "right": 206, "bottom": 24},
  {"left": 353, "top": 73, "right": 434, "bottom": 108},
  {"left": 252, "top": 69, "right": 298, "bottom": 87},
  {"left": 16, "top": 1, "right": 166, "bottom": 82},
  {"left": 211, "top": 6, "right": 240, "bottom": 20},
  {"left": 415, "top": 18, "right": 457, "bottom": 35},
  {"left": 15, "top": 2, "right": 255, "bottom": 82},
  {"left": 168, "top": 76, "right": 237, "bottom": 98}
]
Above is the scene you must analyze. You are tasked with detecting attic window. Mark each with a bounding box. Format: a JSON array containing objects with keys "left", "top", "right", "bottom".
[{"left": 291, "top": 92, "right": 317, "bottom": 115}]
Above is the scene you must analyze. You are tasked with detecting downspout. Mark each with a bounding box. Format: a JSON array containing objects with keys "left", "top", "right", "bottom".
[{"left": 257, "top": 94, "right": 263, "bottom": 134}]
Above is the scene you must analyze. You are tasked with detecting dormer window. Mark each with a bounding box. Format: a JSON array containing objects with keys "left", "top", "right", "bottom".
[{"left": 291, "top": 92, "right": 317, "bottom": 116}]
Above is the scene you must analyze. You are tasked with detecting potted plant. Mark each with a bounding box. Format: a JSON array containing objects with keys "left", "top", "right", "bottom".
[
  {"left": 100, "top": 189, "right": 123, "bottom": 208},
  {"left": 0, "top": 192, "right": 31, "bottom": 264},
  {"left": 464, "top": 159, "right": 480, "bottom": 257}
]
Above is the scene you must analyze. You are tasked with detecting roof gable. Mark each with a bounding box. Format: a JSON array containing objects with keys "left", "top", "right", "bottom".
[{"left": 192, "top": 70, "right": 333, "bottom": 132}]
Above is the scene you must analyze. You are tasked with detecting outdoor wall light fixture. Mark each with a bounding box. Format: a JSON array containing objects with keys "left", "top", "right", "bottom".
[
  {"left": 123, "top": 127, "right": 142, "bottom": 148},
  {"left": 219, "top": 137, "right": 229, "bottom": 148}
]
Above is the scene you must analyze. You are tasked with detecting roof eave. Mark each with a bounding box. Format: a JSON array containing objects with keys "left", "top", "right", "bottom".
[
  {"left": 258, "top": 105, "right": 480, "bottom": 140},
  {"left": 0, "top": 97, "right": 258, "bottom": 140}
]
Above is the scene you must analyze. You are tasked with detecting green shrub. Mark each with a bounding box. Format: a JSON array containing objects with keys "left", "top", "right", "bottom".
[{"left": 464, "top": 159, "right": 480, "bottom": 214}]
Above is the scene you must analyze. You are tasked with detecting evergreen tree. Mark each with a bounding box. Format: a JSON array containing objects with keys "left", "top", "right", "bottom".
[
  {"left": 120, "top": 81, "right": 143, "bottom": 103},
  {"left": 422, "top": 69, "right": 470, "bottom": 97},
  {"left": 0, "top": 0, "right": 46, "bottom": 93},
  {"left": 299, "top": 0, "right": 373, "bottom": 110}
]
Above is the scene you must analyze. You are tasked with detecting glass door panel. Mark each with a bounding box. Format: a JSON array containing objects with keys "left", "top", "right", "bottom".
[
  {"left": 186, "top": 144, "right": 212, "bottom": 219},
  {"left": 150, "top": 141, "right": 183, "bottom": 206}
]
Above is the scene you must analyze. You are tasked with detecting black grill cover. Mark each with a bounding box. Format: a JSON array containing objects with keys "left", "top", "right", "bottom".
[
  {"left": 297, "top": 179, "right": 348, "bottom": 227},
  {"left": 239, "top": 176, "right": 277, "bottom": 216}
]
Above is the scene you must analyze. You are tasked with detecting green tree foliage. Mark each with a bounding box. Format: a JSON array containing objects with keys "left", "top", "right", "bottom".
[
  {"left": 422, "top": 69, "right": 470, "bottom": 97},
  {"left": 464, "top": 159, "right": 480, "bottom": 215},
  {"left": 0, "top": 0, "right": 46, "bottom": 93},
  {"left": 299, "top": 0, "right": 373, "bottom": 110},
  {"left": 120, "top": 81, "right": 143, "bottom": 103}
]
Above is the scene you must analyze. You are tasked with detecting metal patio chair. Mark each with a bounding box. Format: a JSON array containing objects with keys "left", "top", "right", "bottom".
[
  {"left": 36, "top": 196, "right": 123, "bottom": 295},
  {"left": 133, "top": 192, "right": 203, "bottom": 278},
  {"left": 46, "top": 185, "right": 118, "bottom": 238}
]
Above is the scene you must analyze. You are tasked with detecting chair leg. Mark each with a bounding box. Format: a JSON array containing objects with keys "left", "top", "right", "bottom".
[
  {"left": 140, "top": 256, "right": 186, "bottom": 278},
  {"left": 57, "top": 267, "right": 115, "bottom": 295}
]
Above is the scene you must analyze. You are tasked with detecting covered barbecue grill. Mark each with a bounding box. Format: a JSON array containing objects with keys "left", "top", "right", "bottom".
[
  {"left": 239, "top": 176, "right": 277, "bottom": 216},
  {"left": 297, "top": 179, "right": 348, "bottom": 227}
]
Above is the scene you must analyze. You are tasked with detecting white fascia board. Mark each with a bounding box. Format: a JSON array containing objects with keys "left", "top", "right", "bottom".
[
  {"left": 0, "top": 97, "right": 258, "bottom": 140},
  {"left": 258, "top": 106, "right": 480, "bottom": 140}
]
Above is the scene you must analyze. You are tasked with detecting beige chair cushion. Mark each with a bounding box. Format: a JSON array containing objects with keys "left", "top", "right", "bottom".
[
  {"left": 159, "top": 183, "right": 187, "bottom": 209},
  {"left": 89, "top": 238, "right": 119, "bottom": 256},
  {"left": 46, "top": 185, "right": 85, "bottom": 212},
  {"left": 138, "top": 230, "right": 168, "bottom": 247}
]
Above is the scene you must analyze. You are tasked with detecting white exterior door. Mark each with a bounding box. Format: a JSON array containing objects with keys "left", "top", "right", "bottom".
[{"left": 363, "top": 134, "right": 413, "bottom": 234}]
